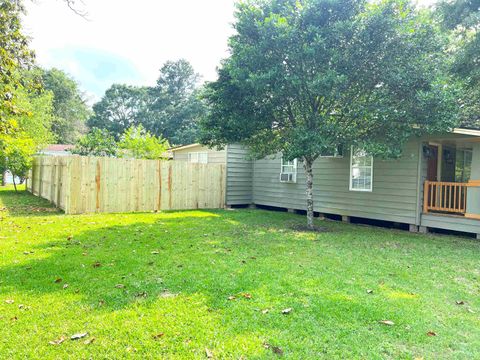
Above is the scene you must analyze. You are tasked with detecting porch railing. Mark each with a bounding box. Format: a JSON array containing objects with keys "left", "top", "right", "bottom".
[{"left": 423, "top": 181, "right": 468, "bottom": 215}]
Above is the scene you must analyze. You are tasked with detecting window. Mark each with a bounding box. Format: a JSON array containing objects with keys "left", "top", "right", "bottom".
[
  {"left": 350, "top": 147, "right": 373, "bottom": 192},
  {"left": 280, "top": 157, "right": 297, "bottom": 183},
  {"left": 455, "top": 148, "right": 472, "bottom": 183},
  {"left": 319, "top": 145, "right": 344, "bottom": 158},
  {"left": 188, "top": 152, "right": 208, "bottom": 164}
]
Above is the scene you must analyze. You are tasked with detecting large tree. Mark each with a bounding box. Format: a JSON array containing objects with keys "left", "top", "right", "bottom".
[
  {"left": 41, "top": 68, "right": 90, "bottom": 144},
  {"left": 0, "top": 0, "right": 35, "bottom": 136},
  {"left": 147, "top": 59, "right": 206, "bottom": 145},
  {"left": 87, "top": 84, "right": 150, "bottom": 140},
  {"left": 200, "top": 0, "right": 457, "bottom": 229},
  {"left": 437, "top": 0, "right": 480, "bottom": 128}
]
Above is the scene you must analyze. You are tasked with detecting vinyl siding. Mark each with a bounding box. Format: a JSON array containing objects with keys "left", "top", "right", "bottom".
[
  {"left": 421, "top": 214, "right": 480, "bottom": 234},
  {"left": 226, "top": 144, "right": 253, "bottom": 205},
  {"left": 172, "top": 145, "right": 226, "bottom": 164},
  {"left": 253, "top": 139, "right": 421, "bottom": 224}
]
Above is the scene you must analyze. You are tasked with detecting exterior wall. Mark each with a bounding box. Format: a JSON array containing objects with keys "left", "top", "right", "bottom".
[
  {"left": 172, "top": 145, "right": 226, "bottom": 164},
  {"left": 226, "top": 144, "right": 253, "bottom": 205},
  {"left": 421, "top": 213, "right": 480, "bottom": 234},
  {"left": 252, "top": 139, "right": 422, "bottom": 225},
  {"left": 466, "top": 143, "right": 480, "bottom": 216}
]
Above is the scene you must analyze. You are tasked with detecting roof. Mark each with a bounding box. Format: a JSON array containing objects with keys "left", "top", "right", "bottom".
[
  {"left": 42, "top": 144, "right": 75, "bottom": 152},
  {"left": 169, "top": 143, "right": 203, "bottom": 152},
  {"left": 453, "top": 128, "right": 480, "bottom": 137}
]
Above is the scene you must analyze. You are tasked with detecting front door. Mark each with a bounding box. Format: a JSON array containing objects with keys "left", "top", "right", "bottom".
[{"left": 427, "top": 145, "right": 438, "bottom": 181}]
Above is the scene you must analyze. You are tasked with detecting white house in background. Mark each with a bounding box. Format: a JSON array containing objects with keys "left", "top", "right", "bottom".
[
  {"left": 170, "top": 143, "right": 226, "bottom": 164},
  {"left": 39, "top": 144, "right": 75, "bottom": 156}
]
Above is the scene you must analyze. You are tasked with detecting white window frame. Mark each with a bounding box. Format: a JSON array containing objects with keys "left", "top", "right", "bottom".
[
  {"left": 188, "top": 152, "right": 208, "bottom": 164},
  {"left": 349, "top": 146, "right": 373, "bottom": 192},
  {"left": 280, "top": 157, "right": 297, "bottom": 183}
]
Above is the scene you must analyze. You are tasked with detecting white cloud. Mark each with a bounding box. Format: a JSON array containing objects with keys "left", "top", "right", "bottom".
[{"left": 22, "top": 0, "right": 237, "bottom": 99}]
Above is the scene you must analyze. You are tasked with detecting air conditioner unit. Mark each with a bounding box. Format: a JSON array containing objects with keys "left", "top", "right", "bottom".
[{"left": 280, "top": 172, "right": 296, "bottom": 183}]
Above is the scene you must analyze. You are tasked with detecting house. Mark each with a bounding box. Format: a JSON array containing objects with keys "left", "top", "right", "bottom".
[
  {"left": 39, "top": 144, "right": 75, "bottom": 156},
  {"left": 223, "top": 129, "right": 480, "bottom": 238},
  {"left": 170, "top": 143, "right": 226, "bottom": 164}
]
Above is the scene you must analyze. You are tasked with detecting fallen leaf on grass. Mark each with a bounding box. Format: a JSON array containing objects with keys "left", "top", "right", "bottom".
[
  {"left": 152, "top": 333, "right": 164, "bottom": 339},
  {"left": 262, "top": 309, "right": 269, "bottom": 314},
  {"left": 467, "top": 308, "right": 475, "bottom": 313},
  {"left": 71, "top": 332, "right": 88, "bottom": 340},
  {"left": 54, "top": 278, "right": 63, "bottom": 283},
  {"left": 63, "top": 284, "right": 69, "bottom": 290},
  {"left": 115, "top": 284, "right": 125, "bottom": 289},
  {"left": 264, "top": 343, "right": 284, "bottom": 356},
  {"left": 5, "top": 299, "right": 14, "bottom": 304},
  {"left": 49, "top": 336, "right": 66, "bottom": 345},
  {"left": 92, "top": 262, "right": 101, "bottom": 268},
  {"left": 242, "top": 293, "right": 252, "bottom": 299},
  {"left": 10, "top": 316, "right": 18, "bottom": 322},
  {"left": 151, "top": 251, "right": 160, "bottom": 255},
  {"left": 67, "top": 235, "right": 73, "bottom": 241},
  {"left": 456, "top": 300, "right": 465, "bottom": 305},
  {"left": 379, "top": 320, "right": 394, "bottom": 326},
  {"left": 84, "top": 337, "right": 95, "bottom": 345},
  {"left": 427, "top": 331, "right": 437, "bottom": 337},
  {"left": 227, "top": 296, "right": 236, "bottom": 301},
  {"left": 205, "top": 348, "right": 214, "bottom": 358},
  {"left": 366, "top": 289, "right": 374, "bottom": 294},
  {"left": 281, "top": 308, "right": 292, "bottom": 315}
]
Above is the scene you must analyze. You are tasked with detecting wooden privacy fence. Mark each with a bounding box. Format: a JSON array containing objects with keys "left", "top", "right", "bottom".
[{"left": 27, "top": 156, "right": 226, "bottom": 214}]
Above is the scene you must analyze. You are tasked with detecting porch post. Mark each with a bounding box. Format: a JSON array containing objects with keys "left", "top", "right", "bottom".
[{"left": 466, "top": 143, "right": 480, "bottom": 218}]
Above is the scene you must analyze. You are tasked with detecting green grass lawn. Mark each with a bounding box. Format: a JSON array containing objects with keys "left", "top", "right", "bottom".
[{"left": 1, "top": 186, "right": 479, "bottom": 359}]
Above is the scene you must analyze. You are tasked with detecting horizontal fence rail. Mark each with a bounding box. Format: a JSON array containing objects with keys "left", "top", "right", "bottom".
[
  {"left": 423, "top": 181, "right": 468, "bottom": 215},
  {"left": 27, "top": 156, "right": 226, "bottom": 214}
]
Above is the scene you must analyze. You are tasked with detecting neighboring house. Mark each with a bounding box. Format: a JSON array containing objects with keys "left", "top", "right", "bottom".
[
  {"left": 39, "top": 144, "right": 75, "bottom": 156},
  {"left": 224, "top": 129, "right": 480, "bottom": 238},
  {"left": 170, "top": 144, "right": 226, "bottom": 164}
]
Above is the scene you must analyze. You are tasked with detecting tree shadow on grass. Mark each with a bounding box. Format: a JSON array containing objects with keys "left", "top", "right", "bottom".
[
  {"left": 0, "top": 186, "right": 61, "bottom": 218},
  {"left": 2, "top": 209, "right": 479, "bottom": 357}
]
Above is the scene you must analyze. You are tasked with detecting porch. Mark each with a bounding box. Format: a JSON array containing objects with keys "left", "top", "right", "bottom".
[{"left": 422, "top": 136, "right": 480, "bottom": 221}]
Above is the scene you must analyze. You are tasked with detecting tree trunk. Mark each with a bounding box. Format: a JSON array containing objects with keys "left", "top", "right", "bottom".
[
  {"left": 12, "top": 174, "right": 17, "bottom": 192},
  {"left": 1, "top": 171, "right": 6, "bottom": 186},
  {"left": 303, "top": 157, "right": 314, "bottom": 230}
]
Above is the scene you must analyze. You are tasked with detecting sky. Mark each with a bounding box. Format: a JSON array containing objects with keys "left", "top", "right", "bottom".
[
  {"left": 22, "top": 0, "right": 437, "bottom": 104},
  {"left": 23, "top": 0, "right": 237, "bottom": 103}
]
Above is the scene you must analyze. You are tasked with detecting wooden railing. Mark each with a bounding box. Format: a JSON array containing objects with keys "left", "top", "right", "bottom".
[{"left": 423, "top": 181, "right": 468, "bottom": 215}]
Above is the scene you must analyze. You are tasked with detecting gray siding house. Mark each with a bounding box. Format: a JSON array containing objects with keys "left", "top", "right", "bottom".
[{"left": 224, "top": 128, "right": 480, "bottom": 237}]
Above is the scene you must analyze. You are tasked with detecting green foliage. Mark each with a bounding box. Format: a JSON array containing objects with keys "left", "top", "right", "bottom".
[
  {"left": 41, "top": 68, "right": 90, "bottom": 144},
  {"left": 0, "top": 133, "right": 35, "bottom": 189},
  {"left": 12, "top": 77, "right": 55, "bottom": 148},
  {"left": 201, "top": 0, "right": 457, "bottom": 160},
  {"left": 437, "top": 0, "right": 480, "bottom": 127},
  {"left": 118, "top": 125, "right": 170, "bottom": 159},
  {"left": 88, "top": 60, "right": 206, "bottom": 145},
  {"left": 71, "top": 128, "right": 118, "bottom": 157},
  {"left": 0, "top": 69, "right": 55, "bottom": 189},
  {"left": 147, "top": 60, "right": 206, "bottom": 145},
  {"left": 87, "top": 84, "right": 150, "bottom": 140},
  {"left": 0, "top": 0, "right": 36, "bottom": 136}
]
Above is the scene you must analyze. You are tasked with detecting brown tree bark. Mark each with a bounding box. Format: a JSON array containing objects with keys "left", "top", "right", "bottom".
[{"left": 303, "top": 157, "right": 314, "bottom": 230}]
